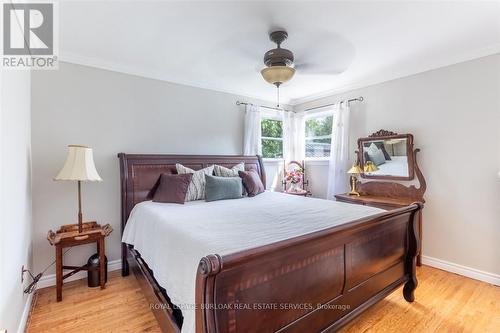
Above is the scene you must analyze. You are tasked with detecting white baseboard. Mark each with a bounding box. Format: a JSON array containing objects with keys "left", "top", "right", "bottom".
[
  {"left": 422, "top": 255, "right": 500, "bottom": 286},
  {"left": 16, "top": 292, "right": 33, "bottom": 333},
  {"left": 36, "top": 259, "right": 122, "bottom": 289}
]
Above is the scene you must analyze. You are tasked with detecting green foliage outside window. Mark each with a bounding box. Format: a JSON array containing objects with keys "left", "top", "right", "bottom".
[
  {"left": 259, "top": 115, "right": 333, "bottom": 159},
  {"left": 261, "top": 118, "right": 283, "bottom": 138},
  {"left": 305, "top": 116, "right": 332, "bottom": 139},
  {"left": 305, "top": 115, "right": 333, "bottom": 158},
  {"left": 261, "top": 118, "right": 283, "bottom": 158}
]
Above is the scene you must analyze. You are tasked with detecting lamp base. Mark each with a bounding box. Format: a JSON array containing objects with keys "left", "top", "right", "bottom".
[{"left": 348, "top": 175, "right": 361, "bottom": 196}]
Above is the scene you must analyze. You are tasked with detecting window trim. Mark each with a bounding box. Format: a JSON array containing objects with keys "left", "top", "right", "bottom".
[
  {"left": 304, "top": 108, "right": 334, "bottom": 119},
  {"left": 304, "top": 109, "right": 334, "bottom": 161}
]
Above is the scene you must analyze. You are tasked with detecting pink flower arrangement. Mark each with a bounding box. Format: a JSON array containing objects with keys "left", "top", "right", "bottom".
[{"left": 286, "top": 169, "right": 303, "bottom": 184}]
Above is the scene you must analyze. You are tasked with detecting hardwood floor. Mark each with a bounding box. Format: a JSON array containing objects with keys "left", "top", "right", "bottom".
[
  {"left": 26, "top": 266, "right": 499, "bottom": 333},
  {"left": 26, "top": 270, "right": 161, "bottom": 333},
  {"left": 340, "top": 266, "right": 500, "bottom": 333}
]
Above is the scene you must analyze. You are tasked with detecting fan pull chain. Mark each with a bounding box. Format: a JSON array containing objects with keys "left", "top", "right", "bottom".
[{"left": 276, "top": 85, "right": 280, "bottom": 107}]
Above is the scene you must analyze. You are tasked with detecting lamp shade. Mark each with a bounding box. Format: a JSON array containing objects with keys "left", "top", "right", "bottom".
[
  {"left": 54, "top": 145, "right": 102, "bottom": 181},
  {"left": 347, "top": 164, "right": 363, "bottom": 174},
  {"left": 364, "top": 161, "right": 379, "bottom": 172},
  {"left": 261, "top": 66, "right": 295, "bottom": 85}
]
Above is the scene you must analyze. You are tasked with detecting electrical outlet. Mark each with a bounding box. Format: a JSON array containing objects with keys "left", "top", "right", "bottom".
[{"left": 21, "top": 265, "right": 29, "bottom": 283}]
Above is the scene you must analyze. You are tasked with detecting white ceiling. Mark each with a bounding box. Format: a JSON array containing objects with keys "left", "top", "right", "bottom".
[{"left": 59, "top": 1, "right": 500, "bottom": 104}]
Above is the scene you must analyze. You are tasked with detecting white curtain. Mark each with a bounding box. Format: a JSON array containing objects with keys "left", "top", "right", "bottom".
[
  {"left": 292, "top": 112, "right": 305, "bottom": 163},
  {"left": 326, "top": 101, "right": 351, "bottom": 199},
  {"left": 282, "top": 110, "right": 293, "bottom": 162},
  {"left": 279, "top": 111, "right": 305, "bottom": 192},
  {"left": 243, "top": 105, "right": 262, "bottom": 155},
  {"left": 282, "top": 111, "right": 305, "bottom": 163}
]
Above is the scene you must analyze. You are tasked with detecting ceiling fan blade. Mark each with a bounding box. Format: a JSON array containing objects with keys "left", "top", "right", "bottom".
[
  {"left": 289, "top": 29, "right": 356, "bottom": 75},
  {"left": 294, "top": 63, "right": 343, "bottom": 75},
  {"left": 213, "top": 34, "right": 267, "bottom": 67}
]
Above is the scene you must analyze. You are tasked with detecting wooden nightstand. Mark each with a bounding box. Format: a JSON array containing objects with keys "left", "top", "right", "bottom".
[
  {"left": 335, "top": 193, "right": 423, "bottom": 266},
  {"left": 47, "top": 221, "right": 113, "bottom": 301}
]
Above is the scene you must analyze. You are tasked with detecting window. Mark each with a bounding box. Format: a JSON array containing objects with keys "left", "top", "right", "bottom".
[
  {"left": 261, "top": 117, "right": 283, "bottom": 159},
  {"left": 305, "top": 112, "right": 333, "bottom": 159}
]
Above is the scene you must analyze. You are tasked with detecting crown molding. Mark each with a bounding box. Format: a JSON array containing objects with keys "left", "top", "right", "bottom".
[
  {"left": 58, "top": 52, "right": 283, "bottom": 105},
  {"left": 290, "top": 44, "right": 500, "bottom": 106},
  {"left": 60, "top": 43, "right": 500, "bottom": 108}
]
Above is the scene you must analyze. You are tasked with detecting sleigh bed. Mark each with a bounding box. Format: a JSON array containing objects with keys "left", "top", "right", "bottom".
[{"left": 118, "top": 153, "right": 421, "bottom": 333}]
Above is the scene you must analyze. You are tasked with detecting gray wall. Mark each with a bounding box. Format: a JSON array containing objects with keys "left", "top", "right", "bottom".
[
  {"left": 31, "top": 54, "right": 500, "bottom": 283},
  {"left": 31, "top": 62, "right": 279, "bottom": 274},
  {"left": 297, "top": 54, "right": 500, "bottom": 276},
  {"left": 0, "top": 70, "right": 32, "bottom": 333}
]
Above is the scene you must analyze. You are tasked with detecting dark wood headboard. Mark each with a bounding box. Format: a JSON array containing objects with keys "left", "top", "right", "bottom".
[{"left": 117, "top": 153, "right": 266, "bottom": 233}]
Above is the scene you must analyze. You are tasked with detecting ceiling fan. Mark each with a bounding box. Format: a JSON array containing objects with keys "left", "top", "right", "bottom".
[
  {"left": 260, "top": 31, "right": 295, "bottom": 91},
  {"left": 260, "top": 30, "right": 345, "bottom": 106}
]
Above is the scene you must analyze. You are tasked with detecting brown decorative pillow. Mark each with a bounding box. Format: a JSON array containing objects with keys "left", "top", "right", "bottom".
[
  {"left": 238, "top": 170, "right": 265, "bottom": 197},
  {"left": 152, "top": 173, "right": 193, "bottom": 204}
]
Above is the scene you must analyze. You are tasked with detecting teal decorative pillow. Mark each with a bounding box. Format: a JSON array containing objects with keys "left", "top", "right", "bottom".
[
  {"left": 368, "top": 148, "right": 386, "bottom": 166},
  {"left": 205, "top": 174, "right": 243, "bottom": 202}
]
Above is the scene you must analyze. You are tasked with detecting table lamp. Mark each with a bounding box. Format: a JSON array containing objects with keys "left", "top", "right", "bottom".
[
  {"left": 347, "top": 164, "right": 363, "bottom": 196},
  {"left": 54, "top": 145, "right": 102, "bottom": 233},
  {"left": 364, "top": 161, "right": 379, "bottom": 173}
]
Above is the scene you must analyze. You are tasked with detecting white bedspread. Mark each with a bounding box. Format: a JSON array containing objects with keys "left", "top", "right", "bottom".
[
  {"left": 122, "top": 191, "right": 383, "bottom": 333},
  {"left": 366, "top": 156, "right": 409, "bottom": 177}
]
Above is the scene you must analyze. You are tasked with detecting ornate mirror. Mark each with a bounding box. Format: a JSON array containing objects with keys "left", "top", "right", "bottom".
[{"left": 358, "top": 130, "right": 415, "bottom": 180}]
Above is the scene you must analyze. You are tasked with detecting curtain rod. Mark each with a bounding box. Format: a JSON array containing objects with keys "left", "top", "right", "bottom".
[
  {"left": 235, "top": 101, "right": 295, "bottom": 113},
  {"left": 303, "top": 96, "right": 364, "bottom": 112},
  {"left": 237, "top": 96, "right": 364, "bottom": 113}
]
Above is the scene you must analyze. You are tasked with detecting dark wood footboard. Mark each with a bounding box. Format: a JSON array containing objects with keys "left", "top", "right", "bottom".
[{"left": 196, "top": 203, "right": 421, "bottom": 333}]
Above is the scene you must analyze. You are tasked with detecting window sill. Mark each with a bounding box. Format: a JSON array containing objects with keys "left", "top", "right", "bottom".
[
  {"left": 263, "top": 159, "right": 284, "bottom": 164},
  {"left": 304, "top": 159, "right": 330, "bottom": 166}
]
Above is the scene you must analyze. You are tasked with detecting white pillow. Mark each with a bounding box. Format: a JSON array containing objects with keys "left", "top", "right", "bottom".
[
  {"left": 213, "top": 163, "right": 245, "bottom": 177},
  {"left": 176, "top": 164, "right": 214, "bottom": 201},
  {"left": 366, "top": 142, "right": 380, "bottom": 155}
]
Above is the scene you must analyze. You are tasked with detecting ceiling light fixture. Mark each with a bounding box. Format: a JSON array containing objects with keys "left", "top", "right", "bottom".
[
  {"left": 261, "top": 66, "right": 295, "bottom": 86},
  {"left": 260, "top": 31, "right": 296, "bottom": 107}
]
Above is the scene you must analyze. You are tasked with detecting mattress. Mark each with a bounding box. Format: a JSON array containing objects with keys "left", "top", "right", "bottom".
[{"left": 122, "top": 191, "right": 384, "bottom": 333}]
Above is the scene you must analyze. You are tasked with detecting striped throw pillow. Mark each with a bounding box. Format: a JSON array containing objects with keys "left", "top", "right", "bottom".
[
  {"left": 176, "top": 164, "right": 215, "bottom": 201},
  {"left": 213, "top": 163, "right": 245, "bottom": 177}
]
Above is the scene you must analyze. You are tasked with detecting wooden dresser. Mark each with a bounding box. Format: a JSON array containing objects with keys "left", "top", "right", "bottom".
[{"left": 335, "top": 130, "right": 426, "bottom": 266}]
